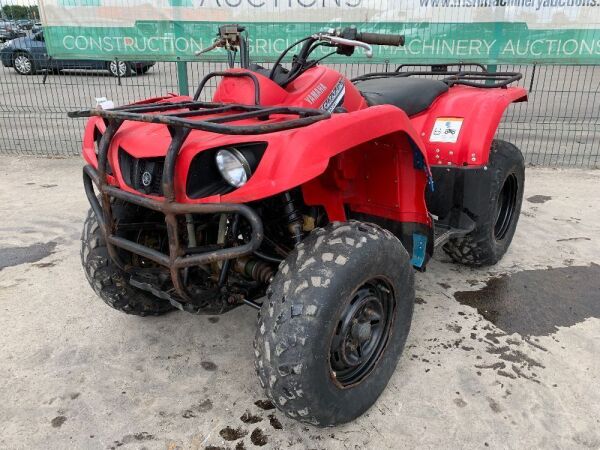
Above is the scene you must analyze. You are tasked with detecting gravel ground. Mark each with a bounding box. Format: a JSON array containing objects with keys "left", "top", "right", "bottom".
[{"left": 0, "top": 156, "right": 599, "bottom": 449}]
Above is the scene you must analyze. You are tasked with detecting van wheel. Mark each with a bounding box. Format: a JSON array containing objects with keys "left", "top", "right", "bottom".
[
  {"left": 254, "top": 221, "right": 414, "bottom": 426},
  {"left": 444, "top": 140, "right": 525, "bottom": 266}
]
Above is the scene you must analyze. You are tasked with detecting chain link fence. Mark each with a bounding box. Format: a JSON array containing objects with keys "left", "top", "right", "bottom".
[{"left": 0, "top": 54, "right": 599, "bottom": 167}]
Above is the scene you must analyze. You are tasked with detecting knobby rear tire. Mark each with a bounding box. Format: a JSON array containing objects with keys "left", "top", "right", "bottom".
[{"left": 443, "top": 139, "right": 525, "bottom": 267}]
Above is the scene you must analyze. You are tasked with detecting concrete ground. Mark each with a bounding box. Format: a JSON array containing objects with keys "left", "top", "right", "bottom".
[{"left": 0, "top": 156, "right": 599, "bottom": 450}]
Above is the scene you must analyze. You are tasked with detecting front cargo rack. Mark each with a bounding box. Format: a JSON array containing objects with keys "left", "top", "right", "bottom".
[
  {"left": 352, "top": 63, "right": 522, "bottom": 88},
  {"left": 70, "top": 99, "right": 330, "bottom": 306},
  {"left": 68, "top": 100, "right": 331, "bottom": 135}
]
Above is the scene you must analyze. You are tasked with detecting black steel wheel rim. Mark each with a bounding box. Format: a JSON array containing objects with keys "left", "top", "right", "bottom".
[
  {"left": 330, "top": 278, "right": 395, "bottom": 387},
  {"left": 494, "top": 173, "right": 518, "bottom": 240}
]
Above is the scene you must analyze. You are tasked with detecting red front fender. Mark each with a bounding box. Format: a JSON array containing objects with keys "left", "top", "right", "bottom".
[
  {"left": 221, "top": 105, "right": 432, "bottom": 225},
  {"left": 222, "top": 105, "right": 429, "bottom": 201}
]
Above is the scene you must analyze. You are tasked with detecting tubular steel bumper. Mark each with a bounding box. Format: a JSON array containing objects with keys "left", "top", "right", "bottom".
[
  {"left": 73, "top": 97, "right": 323, "bottom": 303},
  {"left": 83, "top": 164, "right": 264, "bottom": 301}
]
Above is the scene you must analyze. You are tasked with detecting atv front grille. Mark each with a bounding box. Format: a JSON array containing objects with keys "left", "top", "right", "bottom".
[{"left": 119, "top": 149, "right": 165, "bottom": 196}]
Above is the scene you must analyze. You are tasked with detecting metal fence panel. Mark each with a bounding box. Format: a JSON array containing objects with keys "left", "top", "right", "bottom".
[{"left": 0, "top": 59, "right": 599, "bottom": 167}]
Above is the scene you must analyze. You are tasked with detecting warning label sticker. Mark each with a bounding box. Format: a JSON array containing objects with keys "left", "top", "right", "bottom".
[{"left": 430, "top": 118, "right": 464, "bottom": 143}]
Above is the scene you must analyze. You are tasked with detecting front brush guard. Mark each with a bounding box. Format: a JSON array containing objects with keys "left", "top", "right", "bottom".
[
  {"left": 84, "top": 165, "right": 264, "bottom": 303},
  {"left": 74, "top": 99, "right": 329, "bottom": 303}
]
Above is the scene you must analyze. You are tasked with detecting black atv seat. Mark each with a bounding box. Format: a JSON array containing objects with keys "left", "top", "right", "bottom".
[{"left": 355, "top": 77, "right": 449, "bottom": 116}]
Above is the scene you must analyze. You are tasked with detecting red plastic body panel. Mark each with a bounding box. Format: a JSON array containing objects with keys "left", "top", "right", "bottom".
[
  {"left": 213, "top": 67, "right": 368, "bottom": 111},
  {"left": 409, "top": 86, "right": 527, "bottom": 167},
  {"left": 301, "top": 132, "right": 430, "bottom": 225},
  {"left": 213, "top": 69, "right": 287, "bottom": 106},
  {"left": 83, "top": 101, "right": 431, "bottom": 226},
  {"left": 81, "top": 65, "right": 526, "bottom": 229}
]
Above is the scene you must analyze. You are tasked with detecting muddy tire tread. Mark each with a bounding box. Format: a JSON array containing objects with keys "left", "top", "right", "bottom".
[
  {"left": 254, "top": 221, "right": 413, "bottom": 426},
  {"left": 81, "top": 206, "right": 174, "bottom": 316},
  {"left": 443, "top": 139, "right": 525, "bottom": 267}
]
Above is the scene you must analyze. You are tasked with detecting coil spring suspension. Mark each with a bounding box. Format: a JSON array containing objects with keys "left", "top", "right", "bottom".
[
  {"left": 235, "top": 258, "right": 274, "bottom": 284},
  {"left": 282, "top": 192, "right": 303, "bottom": 244}
]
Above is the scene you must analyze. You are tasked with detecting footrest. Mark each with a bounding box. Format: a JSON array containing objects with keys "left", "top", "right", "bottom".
[
  {"left": 129, "top": 271, "right": 234, "bottom": 315},
  {"left": 434, "top": 221, "right": 475, "bottom": 248}
]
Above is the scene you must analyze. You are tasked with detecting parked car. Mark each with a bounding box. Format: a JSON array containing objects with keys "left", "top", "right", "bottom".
[
  {"left": 0, "top": 32, "right": 155, "bottom": 76},
  {"left": 0, "top": 22, "right": 26, "bottom": 42},
  {"left": 0, "top": 28, "right": 9, "bottom": 43},
  {"left": 31, "top": 23, "right": 42, "bottom": 34},
  {"left": 1, "top": 20, "right": 26, "bottom": 31},
  {"left": 16, "top": 19, "right": 34, "bottom": 30}
]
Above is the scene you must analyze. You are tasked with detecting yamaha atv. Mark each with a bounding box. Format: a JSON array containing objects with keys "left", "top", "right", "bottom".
[{"left": 71, "top": 25, "right": 527, "bottom": 426}]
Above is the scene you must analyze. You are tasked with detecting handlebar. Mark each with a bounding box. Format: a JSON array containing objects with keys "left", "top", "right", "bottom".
[
  {"left": 356, "top": 32, "right": 405, "bottom": 47},
  {"left": 196, "top": 24, "right": 406, "bottom": 85},
  {"left": 312, "top": 28, "right": 405, "bottom": 60},
  {"left": 319, "top": 35, "right": 375, "bottom": 58}
]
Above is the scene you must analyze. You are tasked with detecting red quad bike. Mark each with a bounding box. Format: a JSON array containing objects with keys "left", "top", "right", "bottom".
[{"left": 71, "top": 25, "right": 527, "bottom": 426}]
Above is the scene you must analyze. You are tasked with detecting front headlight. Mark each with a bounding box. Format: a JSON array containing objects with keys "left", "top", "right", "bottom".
[
  {"left": 215, "top": 148, "right": 252, "bottom": 188},
  {"left": 1, "top": 41, "right": 13, "bottom": 49}
]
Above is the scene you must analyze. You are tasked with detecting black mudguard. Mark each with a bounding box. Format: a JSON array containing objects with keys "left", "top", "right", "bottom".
[{"left": 426, "top": 166, "right": 492, "bottom": 230}]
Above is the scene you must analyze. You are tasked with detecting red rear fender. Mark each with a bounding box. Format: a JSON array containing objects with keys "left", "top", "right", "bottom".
[{"left": 409, "top": 86, "right": 527, "bottom": 167}]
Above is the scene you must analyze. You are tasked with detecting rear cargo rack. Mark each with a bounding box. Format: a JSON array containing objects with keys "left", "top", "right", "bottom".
[
  {"left": 352, "top": 63, "right": 522, "bottom": 88},
  {"left": 70, "top": 99, "right": 330, "bottom": 305}
]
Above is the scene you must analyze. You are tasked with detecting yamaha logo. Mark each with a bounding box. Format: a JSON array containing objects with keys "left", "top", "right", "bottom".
[{"left": 141, "top": 171, "right": 153, "bottom": 187}]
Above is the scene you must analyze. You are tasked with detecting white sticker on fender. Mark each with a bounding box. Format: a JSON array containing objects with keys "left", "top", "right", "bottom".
[{"left": 430, "top": 118, "right": 463, "bottom": 143}]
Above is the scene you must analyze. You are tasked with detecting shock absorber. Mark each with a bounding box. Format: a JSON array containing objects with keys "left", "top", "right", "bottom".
[
  {"left": 234, "top": 258, "right": 274, "bottom": 284},
  {"left": 282, "top": 191, "right": 304, "bottom": 244}
]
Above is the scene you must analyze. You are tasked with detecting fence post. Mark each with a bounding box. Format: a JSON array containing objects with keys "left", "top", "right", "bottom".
[
  {"left": 177, "top": 60, "right": 189, "bottom": 96},
  {"left": 486, "top": 64, "right": 497, "bottom": 86}
]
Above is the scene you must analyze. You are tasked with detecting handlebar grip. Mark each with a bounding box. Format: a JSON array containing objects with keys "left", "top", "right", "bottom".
[{"left": 357, "top": 32, "right": 405, "bottom": 47}]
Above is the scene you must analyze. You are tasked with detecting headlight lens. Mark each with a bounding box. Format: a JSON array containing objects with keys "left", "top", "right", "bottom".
[
  {"left": 1, "top": 41, "right": 12, "bottom": 49},
  {"left": 215, "top": 148, "right": 252, "bottom": 188}
]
